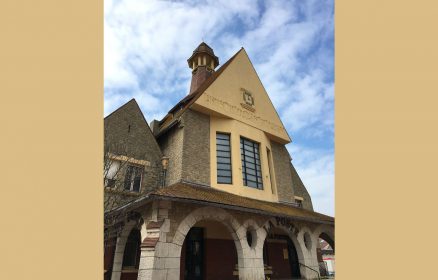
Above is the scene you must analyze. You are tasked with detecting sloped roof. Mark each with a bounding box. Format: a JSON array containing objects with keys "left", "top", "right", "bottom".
[
  {"left": 152, "top": 183, "right": 334, "bottom": 224},
  {"left": 187, "top": 42, "right": 219, "bottom": 67},
  {"left": 106, "top": 182, "right": 334, "bottom": 225},
  {"left": 157, "top": 48, "right": 243, "bottom": 137}
]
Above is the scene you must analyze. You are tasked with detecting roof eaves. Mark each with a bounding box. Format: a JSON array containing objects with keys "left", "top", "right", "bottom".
[{"left": 150, "top": 193, "right": 334, "bottom": 225}]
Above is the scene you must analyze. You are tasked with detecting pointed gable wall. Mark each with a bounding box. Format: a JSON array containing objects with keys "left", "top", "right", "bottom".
[
  {"left": 193, "top": 48, "right": 291, "bottom": 144},
  {"left": 104, "top": 99, "right": 162, "bottom": 192}
]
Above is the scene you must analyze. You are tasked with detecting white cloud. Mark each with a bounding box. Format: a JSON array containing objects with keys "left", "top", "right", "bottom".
[{"left": 288, "top": 144, "right": 335, "bottom": 216}]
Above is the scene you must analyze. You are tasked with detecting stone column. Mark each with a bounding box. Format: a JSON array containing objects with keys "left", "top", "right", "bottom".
[
  {"left": 297, "top": 228, "right": 320, "bottom": 280},
  {"left": 137, "top": 200, "right": 181, "bottom": 280},
  {"left": 236, "top": 223, "right": 266, "bottom": 280}
]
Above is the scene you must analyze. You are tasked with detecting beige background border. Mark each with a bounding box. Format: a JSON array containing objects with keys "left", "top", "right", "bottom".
[
  {"left": 1, "top": 1, "right": 103, "bottom": 279},
  {"left": 1, "top": 0, "right": 438, "bottom": 279},
  {"left": 336, "top": 1, "right": 438, "bottom": 279}
]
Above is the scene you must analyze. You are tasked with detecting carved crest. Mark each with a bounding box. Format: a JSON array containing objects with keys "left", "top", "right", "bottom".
[{"left": 240, "top": 88, "right": 255, "bottom": 112}]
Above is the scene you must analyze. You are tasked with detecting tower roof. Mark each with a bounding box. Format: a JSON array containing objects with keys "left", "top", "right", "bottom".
[{"left": 187, "top": 42, "right": 219, "bottom": 67}]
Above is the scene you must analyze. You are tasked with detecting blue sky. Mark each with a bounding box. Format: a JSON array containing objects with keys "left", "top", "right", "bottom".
[{"left": 104, "top": 0, "right": 334, "bottom": 216}]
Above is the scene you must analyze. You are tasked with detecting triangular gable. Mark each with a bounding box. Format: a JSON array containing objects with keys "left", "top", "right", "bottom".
[
  {"left": 157, "top": 49, "right": 241, "bottom": 135},
  {"left": 105, "top": 99, "right": 162, "bottom": 160},
  {"left": 192, "top": 48, "right": 291, "bottom": 143}
]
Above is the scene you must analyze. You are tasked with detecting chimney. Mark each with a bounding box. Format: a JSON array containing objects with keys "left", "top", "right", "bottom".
[
  {"left": 150, "top": 120, "right": 160, "bottom": 136},
  {"left": 187, "top": 42, "right": 219, "bottom": 94}
]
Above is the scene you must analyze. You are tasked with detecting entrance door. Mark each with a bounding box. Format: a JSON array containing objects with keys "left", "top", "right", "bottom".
[
  {"left": 286, "top": 238, "right": 301, "bottom": 278},
  {"left": 264, "top": 234, "right": 301, "bottom": 279},
  {"left": 185, "top": 227, "right": 204, "bottom": 280}
]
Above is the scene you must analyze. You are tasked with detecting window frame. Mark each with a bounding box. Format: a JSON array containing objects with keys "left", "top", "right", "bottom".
[
  {"left": 124, "top": 164, "right": 144, "bottom": 192},
  {"left": 240, "top": 136, "right": 264, "bottom": 190},
  {"left": 216, "top": 132, "right": 233, "bottom": 184}
]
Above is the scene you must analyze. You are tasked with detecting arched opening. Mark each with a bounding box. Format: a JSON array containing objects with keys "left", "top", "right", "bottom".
[
  {"left": 263, "top": 227, "right": 301, "bottom": 279},
  {"left": 104, "top": 237, "right": 117, "bottom": 280},
  {"left": 120, "top": 228, "right": 141, "bottom": 280},
  {"left": 317, "top": 233, "right": 335, "bottom": 278},
  {"left": 180, "top": 220, "right": 239, "bottom": 280}
]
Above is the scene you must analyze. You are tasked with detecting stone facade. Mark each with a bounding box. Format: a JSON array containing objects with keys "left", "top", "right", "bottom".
[
  {"left": 109, "top": 201, "right": 333, "bottom": 280},
  {"left": 158, "top": 109, "right": 210, "bottom": 187},
  {"left": 180, "top": 109, "right": 210, "bottom": 186},
  {"left": 290, "top": 164, "right": 314, "bottom": 211},
  {"left": 270, "top": 141, "right": 296, "bottom": 203},
  {"left": 104, "top": 99, "right": 163, "bottom": 210},
  {"left": 158, "top": 122, "right": 184, "bottom": 187}
]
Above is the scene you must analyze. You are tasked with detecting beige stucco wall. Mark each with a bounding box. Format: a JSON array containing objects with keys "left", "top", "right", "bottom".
[
  {"left": 193, "top": 48, "right": 291, "bottom": 144},
  {"left": 209, "top": 116, "right": 279, "bottom": 202}
]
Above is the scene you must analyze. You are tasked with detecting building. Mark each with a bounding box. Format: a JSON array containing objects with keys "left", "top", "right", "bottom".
[
  {"left": 317, "top": 239, "right": 335, "bottom": 277},
  {"left": 104, "top": 42, "right": 335, "bottom": 280}
]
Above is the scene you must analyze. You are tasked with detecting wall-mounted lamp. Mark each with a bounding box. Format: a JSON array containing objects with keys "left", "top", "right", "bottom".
[
  {"left": 161, "top": 156, "right": 170, "bottom": 187},
  {"left": 161, "top": 156, "right": 170, "bottom": 170}
]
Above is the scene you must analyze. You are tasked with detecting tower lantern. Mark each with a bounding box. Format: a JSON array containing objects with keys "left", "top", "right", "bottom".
[{"left": 187, "top": 42, "right": 219, "bottom": 94}]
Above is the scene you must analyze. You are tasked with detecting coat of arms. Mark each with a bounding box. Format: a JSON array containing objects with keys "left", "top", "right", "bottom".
[{"left": 241, "top": 89, "right": 255, "bottom": 112}]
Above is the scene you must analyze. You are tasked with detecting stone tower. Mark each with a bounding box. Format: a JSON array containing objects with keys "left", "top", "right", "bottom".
[{"left": 187, "top": 42, "right": 219, "bottom": 94}]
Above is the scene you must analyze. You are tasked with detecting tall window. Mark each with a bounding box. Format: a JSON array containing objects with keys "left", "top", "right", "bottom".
[
  {"left": 240, "top": 137, "right": 263, "bottom": 189},
  {"left": 124, "top": 165, "right": 143, "bottom": 192},
  {"left": 216, "top": 133, "right": 232, "bottom": 184}
]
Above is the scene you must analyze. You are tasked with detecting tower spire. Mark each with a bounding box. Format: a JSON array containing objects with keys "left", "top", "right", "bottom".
[{"left": 187, "top": 42, "right": 219, "bottom": 94}]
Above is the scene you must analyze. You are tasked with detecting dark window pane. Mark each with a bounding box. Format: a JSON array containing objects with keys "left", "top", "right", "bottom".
[
  {"left": 133, "top": 176, "right": 141, "bottom": 192},
  {"left": 247, "top": 181, "right": 258, "bottom": 188},
  {"left": 217, "top": 145, "right": 230, "bottom": 152},
  {"left": 240, "top": 137, "right": 263, "bottom": 189},
  {"left": 216, "top": 138, "right": 230, "bottom": 146},
  {"left": 217, "top": 133, "right": 232, "bottom": 184},
  {"left": 218, "top": 176, "right": 232, "bottom": 184},
  {"left": 217, "top": 170, "right": 232, "bottom": 177},
  {"left": 217, "top": 151, "right": 231, "bottom": 158},
  {"left": 217, "top": 157, "right": 231, "bottom": 164},
  {"left": 246, "top": 168, "right": 256, "bottom": 176},
  {"left": 217, "top": 163, "right": 231, "bottom": 170},
  {"left": 216, "top": 134, "right": 230, "bottom": 140},
  {"left": 246, "top": 174, "right": 257, "bottom": 182}
]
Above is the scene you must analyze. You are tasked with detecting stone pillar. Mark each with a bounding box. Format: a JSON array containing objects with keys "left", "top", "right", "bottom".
[
  {"left": 236, "top": 222, "right": 266, "bottom": 280},
  {"left": 297, "top": 228, "right": 320, "bottom": 280},
  {"left": 137, "top": 200, "right": 181, "bottom": 280}
]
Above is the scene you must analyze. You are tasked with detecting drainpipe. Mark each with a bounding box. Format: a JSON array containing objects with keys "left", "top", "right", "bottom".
[{"left": 161, "top": 156, "right": 169, "bottom": 187}]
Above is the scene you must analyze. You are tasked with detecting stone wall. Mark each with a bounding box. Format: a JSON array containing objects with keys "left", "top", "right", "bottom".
[
  {"left": 181, "top": 109, "right": 210, "bottom": 186},
  {"left": 270, "top": 141, "right": 295, "bottom": 203},
  {"left": 290, "top": 163, "right": 314, "bottom": 211},
  {"left": 106, "top": 198, "right": 333, "bottom": 280},
  {"left": 129, "top": 200, "right": 330, "bottom": 280},
  {"left": 158, "top": 123, "right": 184, "bottom": 187},
  {"left": 104, "top": 100, "right": 163, "bottom": 210},
  {"left": 158, "top": 109, "right": 210, "bottom": 187}
]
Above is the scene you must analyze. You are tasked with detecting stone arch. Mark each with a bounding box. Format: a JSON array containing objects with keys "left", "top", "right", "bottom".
[
  {"left": 261, "top": 218, "right": 312, "bottom": 278},
  {"left": 169, "top": 206, "right": 252, "bottom": 279},
  {"left": 173, "top": 206, "right": 244, "bottom": 259},
  {"left": 314, "top": 224, "right": 335, "bottom": 252},
  {"left": 110, "top": 220, "right": 139, "bottom": 280}
]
